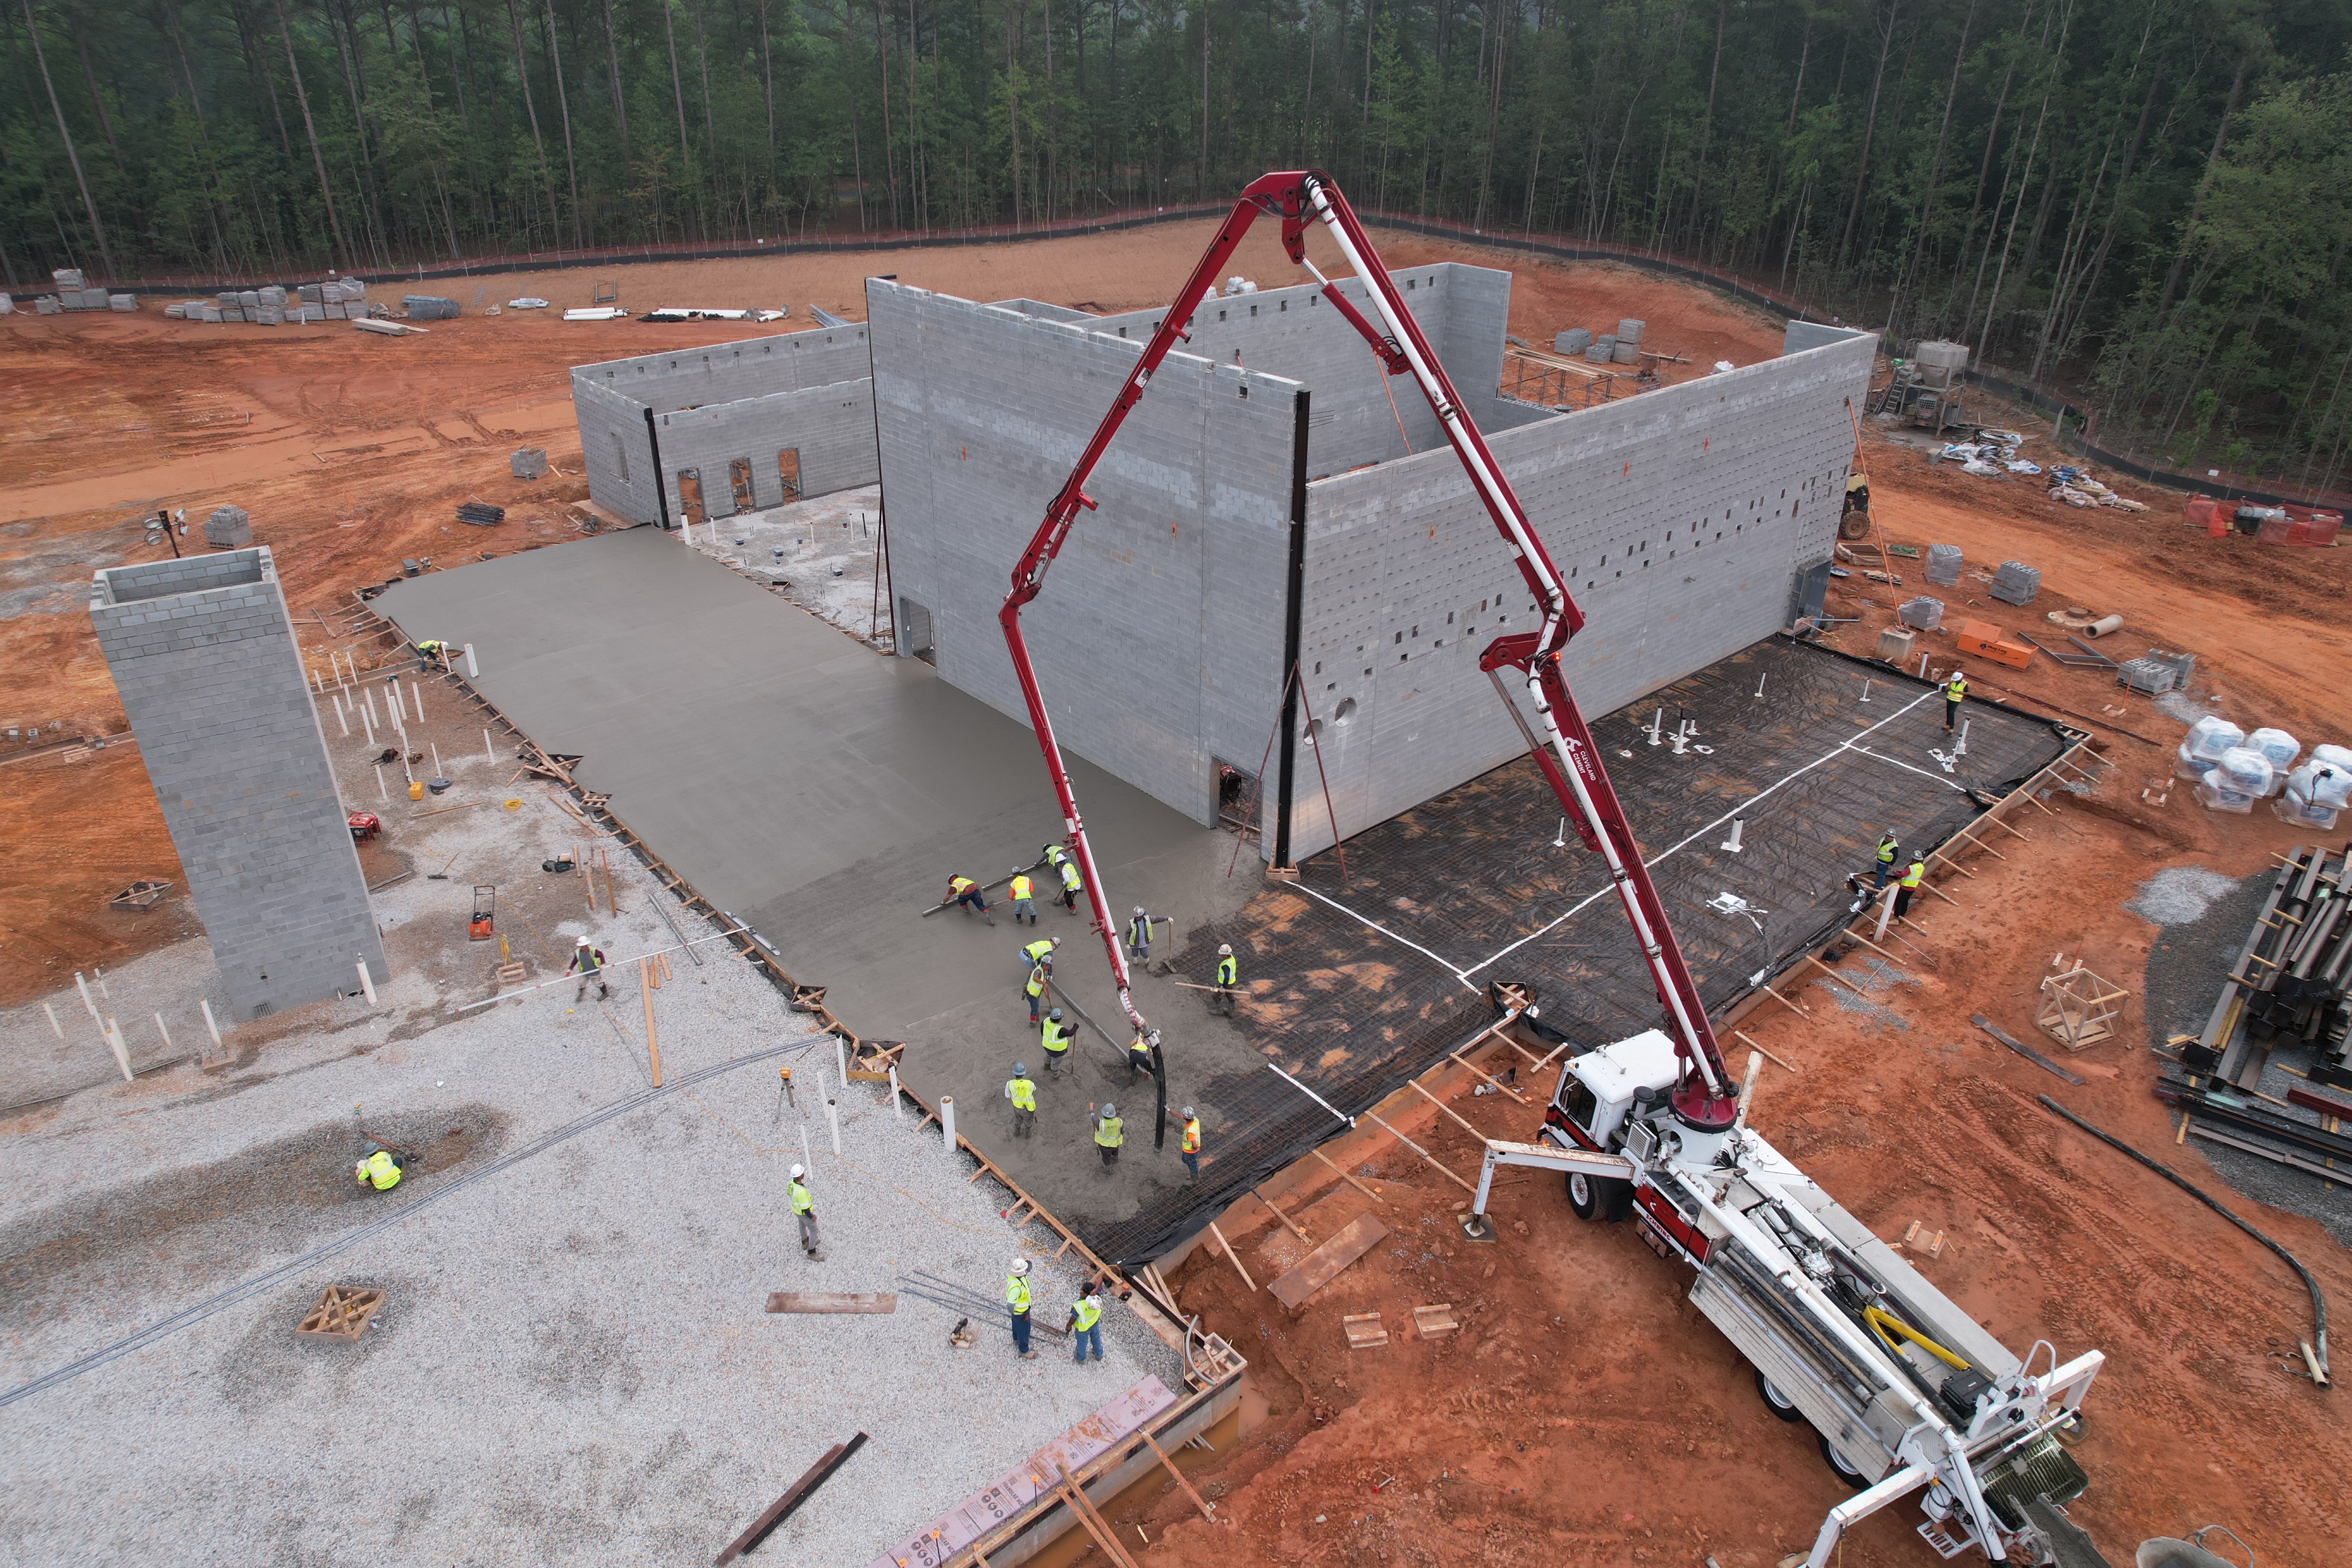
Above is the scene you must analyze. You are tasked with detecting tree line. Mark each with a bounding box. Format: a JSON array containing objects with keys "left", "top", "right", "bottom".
[{"left": 3, "top": 0, "right": 2347, "bottom": 489}]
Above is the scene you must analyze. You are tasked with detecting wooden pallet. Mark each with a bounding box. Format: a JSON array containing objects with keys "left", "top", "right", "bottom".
[{"left": 297, "top": 1285, "right": 385, "bottom": 1341}]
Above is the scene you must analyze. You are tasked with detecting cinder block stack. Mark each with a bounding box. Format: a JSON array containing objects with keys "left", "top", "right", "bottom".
[
  {"left": 1924, "top": 544, "right": 1962, "bottom": 585},
  {"left": 510, "top": 448, "right": 548, "bottom": 479},
  {"left": 1898, "top": 595, "right": 1945, "bottom": 630},
  {"left": 1586, "top": 334, "right": 1615, "bottom": 364},
  {"left": 1556, "top": 328, "right": 1591, "bottom": 355},
  {"left": 204, "top": 505, "right": 252, "bottom": 547},
  {"left": 1614, "top": 318, "right": 1645, "bottom": 364},
  {"left": 1989, "top": 560, "right": 2040, "bottom": 606}
]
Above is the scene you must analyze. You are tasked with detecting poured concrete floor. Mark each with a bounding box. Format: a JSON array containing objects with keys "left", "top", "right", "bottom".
[{"left": 377, "top": 529, "right": 1266, "bottom": 1259}]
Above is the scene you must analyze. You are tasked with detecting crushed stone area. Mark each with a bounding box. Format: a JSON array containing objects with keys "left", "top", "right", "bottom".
[
  {"left": 2126, "top": 864, "right": 2243, "bottom": 927},
  {"left": 690, "top": 482, "right": 886, "bottom": 644}
]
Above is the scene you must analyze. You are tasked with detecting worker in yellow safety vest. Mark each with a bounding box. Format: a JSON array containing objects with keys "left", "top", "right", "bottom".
[
  {"left": 1180, "top": 1106, "right": 1203, "bottom": 1183},
  {"left": 1212, "top": 943, "right": 1238, "bottom": 1015},
  {"left": 1007, "top": 1258, "right": 1038, "bottom": 1359},
  {"left": 1008, "top": 870, "right": 1038, "bottom": 926},
  {"left": 1944, "top": 671, "right": 1967, "bottom": 732},
  {"left": 945, "top": 874, "right": 995, "bottom": 925},
  {"left": 1023, "top": 944, "right": 1057, "bottom": 1023},
  {"left": 1057, "top": 857, "right": 1084, "bottom": 914},
  {"left": 789, "top": 1163, "right": 821, "bottom": 1259},
  {"left": 1872, "top": 830, "right": 1901, "bottom": 890},
  {"left": 1068, "top": 1283, "right": 1105, "bottom": 1363},
  {"left": 1005, "top": 1062, "right": 1038, "bottom": 1138},
  {"left": 352, "top": 1146, "right": 405, "bottom": 1191},
  {"left": 1040, "top": 1010, "right": 1073, "bottom": 1074},
  {"left": 1090, "top": 1102, "right": 1124, "bottom": 1169},
  {"left": 1126, "top": 1032, "right": 1155, "bottom": 1082},
  {"left": 1126, "top": 905, "right": 1163, "bottom": 963},
  {"left": 1895, "top": 857, "right": 1926, "bottom": 919}
]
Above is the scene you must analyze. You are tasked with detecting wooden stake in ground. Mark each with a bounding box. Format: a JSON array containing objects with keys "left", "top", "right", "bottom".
[
  {"left": 1207, "top": 1220, "right": 1257, "bottom": 1291},
  {"left": 640, "top": 958, "right": 663, "bottom": 1085},
  {"left": 713, "top": 1432, "right": 869, "bottom": 1565}
]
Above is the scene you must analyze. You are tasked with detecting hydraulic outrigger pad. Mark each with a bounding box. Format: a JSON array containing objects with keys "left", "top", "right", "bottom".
[{"left": 996, "top": 172, "right": 1738, "bottom": 1126}]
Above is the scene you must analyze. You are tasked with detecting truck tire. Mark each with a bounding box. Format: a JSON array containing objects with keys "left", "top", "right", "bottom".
[
  {"left": 1838, "top": 506, "right": 1872, "bottom": 541},
  {"left": 1755, "top": 1369, "right": 1806, "bottom": 1423},
  {"left": 1566, "top": 1170, "right": 1598, "bottom": 1219},
  {"left": 1817, "top": 1432, "right": 1871, "bottom": 1489}
]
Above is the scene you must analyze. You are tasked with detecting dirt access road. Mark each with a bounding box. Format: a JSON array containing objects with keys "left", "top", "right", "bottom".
[{"left": 0, "top": 220, "right": 1776, "bottom": 1007}]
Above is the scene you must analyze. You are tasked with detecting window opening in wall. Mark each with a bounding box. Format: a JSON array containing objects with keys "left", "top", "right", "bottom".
[
  {"left": 676, "top": 469, "right": 706, "bottom": 528},
  {"left": 1334, "top": 697, "right": 1357, "bottom": 724},
  {"left": 1213, "top": 758, "right": 1259, "bottom": 834},
  {"left": 1250, "top": 303, "right": 1259, "bottom": 317},
  {"left": 1313, "top": 661, "right": 1322, "bottom": 674},
  {"left": 613, "top": 432, "right": 630, "bottom": 483},
  {"left": 1219, "top": 309, "right": 1228, "bottom": 321},
  {"left": 900, "top": 597, "right": 936, "bottom": 665},
  {"left": 729, "top": 457, "right": 756, "bottom": 514},
  {"left": 778, "top": 450, "right": 801, "bottom": 502}
]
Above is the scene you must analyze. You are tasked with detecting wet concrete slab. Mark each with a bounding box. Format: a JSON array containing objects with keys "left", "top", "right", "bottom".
[{"left": 375, "top": 530, "right": 1265, "bottom": 1257}]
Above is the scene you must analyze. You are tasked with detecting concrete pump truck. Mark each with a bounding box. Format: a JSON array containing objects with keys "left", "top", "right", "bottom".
[{"left": 995, "top": 170, "right": 2107, "bottom": 1567}]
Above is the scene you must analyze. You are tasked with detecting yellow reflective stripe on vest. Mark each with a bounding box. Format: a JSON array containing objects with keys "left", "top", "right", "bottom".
[
  {"left": 1094, "top": 1115, "right": 1123, "bottom": 1148},
  {"left": 1008, "top": 1277, "right": 1032, "bottom": 1311},
  {"left": 1073, "top": 1296, "right": 1102, "bottom": 1331},
  {"left": 1182, "top": 1119, "right": 1201, "bottom": 1153},
  {"left": 1009, "top": 1077, "right": 1037, "bottom": 1110},
  {"left": 790, "top": 1181, "right": 813, "bottom": 1215},
  {"left": 1010, "top": 876, "right": 1031, "bottom": 899},
  {"left": 1042, "top": 1021, "right": 1070, "bottom": 1052},
  {"left": 951, "top": 876, "right": 974, "bottom": 893},
  {"left": 1901, "top": 862, "right": 1925, "bottom": 888}
]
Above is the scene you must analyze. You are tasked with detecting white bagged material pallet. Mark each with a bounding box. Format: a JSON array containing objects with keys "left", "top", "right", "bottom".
[
  {"left": 109, "top": 294, "right": 136, "bottom": 311},
  {"left": 2272, "top": 794, "right": 2338, "bottom": 829},
  {"left": 2195, "top": 774, "right": 2256, "bottom": 815}
]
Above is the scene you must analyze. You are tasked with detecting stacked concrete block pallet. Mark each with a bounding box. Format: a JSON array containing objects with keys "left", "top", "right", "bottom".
[
  {"left": 570, "top": 323, "right": 878, "bottom": 526},
  {"left": 88, "top": 548, "right": 386, "bottom": 1020}
]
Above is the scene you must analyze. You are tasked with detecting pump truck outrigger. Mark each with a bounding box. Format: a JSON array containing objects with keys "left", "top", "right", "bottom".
[{"left": 998, "top": 169, "right": 2107, "bottom": 1566}]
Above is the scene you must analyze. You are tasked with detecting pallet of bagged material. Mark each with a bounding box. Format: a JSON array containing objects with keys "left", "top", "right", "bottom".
[{"left": 354, "top": 317, "right": 427, "bottom": 336}]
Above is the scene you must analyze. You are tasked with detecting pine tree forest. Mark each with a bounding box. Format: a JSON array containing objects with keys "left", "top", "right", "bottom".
[{"left": 3, "top": 0, "right": 2349, "bottom": 484}]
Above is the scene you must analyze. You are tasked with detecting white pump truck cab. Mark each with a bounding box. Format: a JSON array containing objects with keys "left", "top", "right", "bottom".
[{"left": 1464, "top": 1024, "right": 2107, "bottom": 1567}]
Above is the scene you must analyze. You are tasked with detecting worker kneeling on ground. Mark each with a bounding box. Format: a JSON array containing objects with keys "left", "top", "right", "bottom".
[
  {"left": 1127, "top": 1032, "right": 1155, "bottom": 1082},
  {"left": 1007, "top": 1258, "right": 1037, "bottom": 1360},
  {"left": 1040, "top": 1010, "right": 1073, "bottom": 1075},
  {"left": 353, "top": 1145, "right": 406, "bottom": 1191},
  {"left": 945, "top": 874, "right": 995, "bottom": 925},
  {"left": 1090, "top": 1102, "right": 1123, "bottom": 1168},
  {"left": 1068, "top": 1282, "right": 1105, "bottom": 1364},
  {"left": 789, "top": 1163, "right": 821, "bottom": 1260},
  {"left": 1005, "top": 1062, "right": 1038, "bottom": 1138}
]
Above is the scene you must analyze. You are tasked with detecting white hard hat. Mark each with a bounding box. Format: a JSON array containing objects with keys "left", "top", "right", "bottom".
[
  {"left": 1218, "top": 943, "right": 1233, "bottom": 956},
  {"left": 1134, "top": 905, "right": 1146, "bottom": 917},
  {"left": 1010, "top": 1258, "right": 1030, "bottom": 1275},
  {"left": 789, "top": 1163, "right": 806, "bottom": 1179},
  {"left": 576, "top": 934, "right": 591, "bottom": 946}
]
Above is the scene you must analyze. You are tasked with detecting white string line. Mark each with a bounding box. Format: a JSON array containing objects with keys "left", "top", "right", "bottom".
[
  {"left": 1462, "top": 686, "right": 1945, "bottom": 978},
  {"left": 1289, "top": 882, "right": 1483, "bottom": 992},
  {"left": 1847, "top": 744, "right": 1970, "bottom": 792}
]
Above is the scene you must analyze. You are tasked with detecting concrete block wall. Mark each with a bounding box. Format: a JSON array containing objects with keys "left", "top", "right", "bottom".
[
  {"left": 655, "top": 380, "right": 878, "bottom": 521},
  {"left": 1782, "top": 320, "right": 1877, "bottom": 358},
  {"left": 1277, "top": 330, "right": 1878, "bottom": 860},
  {"left": 869, "top": 281, "right": 1299, "bottom": 827},
  {"left": 570, "top": 323, "right": 876, "bottom": 525},
  {"left": 89, "top": 548, "right": 386, "bottom": 1020},
  {"left": 1072, "top": 263, "right": 1529, "bottom": 476}
]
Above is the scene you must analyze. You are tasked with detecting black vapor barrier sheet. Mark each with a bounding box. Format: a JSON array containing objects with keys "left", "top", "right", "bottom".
[{"left": 1095, "top": 635, "right": 2071, "bottom": 1264}]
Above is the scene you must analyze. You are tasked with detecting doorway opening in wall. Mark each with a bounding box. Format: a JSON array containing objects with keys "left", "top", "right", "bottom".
[
  {"left": 778, "top": 449, "right": 802, "bottom": 503},
  {"left": 1213, "top": 758, "right": 1262, "bottom": 839},
  {"left": 899, "top": 596, "right": 935, "bottom": 665},
  {"left": 728, "top": 457, "right": 756, "bottom": 514},
  {"left": 676, "top": 469, "right": 705, "bottom": 529},
  {"left": 612, "top": 431, "right": 630, "bottom": 483}
]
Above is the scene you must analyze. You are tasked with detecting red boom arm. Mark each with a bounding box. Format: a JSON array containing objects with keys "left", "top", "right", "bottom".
[{"left": 998, "top": 172, "right": 1736, "bottom": 1128}]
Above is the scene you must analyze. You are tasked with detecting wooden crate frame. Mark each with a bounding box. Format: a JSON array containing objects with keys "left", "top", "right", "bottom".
[
  {"left": 297, "top": 1285, "right": 385, "bottom": 1341},
  {"left": 2037, "top": 965, "right": 2129, "bottom": 1051}
]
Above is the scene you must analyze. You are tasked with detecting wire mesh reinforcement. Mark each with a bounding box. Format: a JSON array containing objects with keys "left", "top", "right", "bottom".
[{"left": 1093, "top": 637, "right": 2070, "bottom": 1264}]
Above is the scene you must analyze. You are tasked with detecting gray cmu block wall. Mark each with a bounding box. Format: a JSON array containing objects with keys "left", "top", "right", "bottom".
[
  {"left": 1782, "top": 319, "right": 1877, "bottom": 357},
  {"left": 869, "top": 282, "right": 1300, "bottom": 827},
  {"left": 1070, "top": 262, "right": 1550, "bottom": 478},
  {"left": 89, "top": 548, "right": 386, "bottom": 1020},
  {"left": 571, "top": 324, "right": 877, "bottom": 526},
  {"left": 1281, "top": 329, "right": 1877, "bottom": 860}
]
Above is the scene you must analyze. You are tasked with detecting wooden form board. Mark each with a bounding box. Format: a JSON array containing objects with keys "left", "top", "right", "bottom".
[
  {"left": 1268, "top": 1213, "right": 1390, "bottom": 1309},
  {"left": 862, "top": 1376, "right": 1178, "bottom": 1568},
  {"left": 766, "top": 1292, "right": 897, "bottom": 1314}
]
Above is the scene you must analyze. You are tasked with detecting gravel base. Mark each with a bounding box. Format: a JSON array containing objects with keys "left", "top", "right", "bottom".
[
  {"left": 0, "top": 828, "right": 1179, "bottom": 1565},
  {"left": 2125, "top": 864, "right": 2242, "bottom": 927},
  {"left": 690, "top": 484, "right": 885, "bottom": 644}
]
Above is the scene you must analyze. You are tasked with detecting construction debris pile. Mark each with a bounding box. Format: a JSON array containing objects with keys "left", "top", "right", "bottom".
[
  {"left": 162, "top": 277, "right": 376, "bottom": 324},
  {"left": 2184, "top": 495, "right": 2343, "bottom": 545}
]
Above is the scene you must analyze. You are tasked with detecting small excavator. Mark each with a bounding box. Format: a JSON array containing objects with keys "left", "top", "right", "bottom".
[{"left": 995, "top": 169, "right": 2105, "bottom": 1566}]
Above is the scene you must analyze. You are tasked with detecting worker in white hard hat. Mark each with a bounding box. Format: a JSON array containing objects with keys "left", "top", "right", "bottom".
[
  {"left": 788, "top": 1163, "right": 819, "bottom": 1259},
  {"left": 1212, "top": 943, "right": 1238, "bottom": 1015},
  {"left": 1125, "top": 904, "right": 1166, "bottom": 964},
  {"left": 570, "top": 935, "right": 609, "bottom": 1001},
  {"left": 1006, "top": 1257, "right": 1037, "bottom": 1358}
]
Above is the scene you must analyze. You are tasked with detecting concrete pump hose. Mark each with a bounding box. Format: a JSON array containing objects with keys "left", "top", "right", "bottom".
[{"left": 2038, "top": 1094, "right": 2328, "bottom": 1386}]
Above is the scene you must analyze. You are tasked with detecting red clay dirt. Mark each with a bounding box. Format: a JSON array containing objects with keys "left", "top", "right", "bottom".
[{"left": 4, "top": 227, "right": 2347, "bottom": 1568}]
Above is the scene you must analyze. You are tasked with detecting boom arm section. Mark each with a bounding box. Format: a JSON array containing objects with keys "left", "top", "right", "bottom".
[{"left": 996, "top": 172, "right": 1735, "bottom": 1122}]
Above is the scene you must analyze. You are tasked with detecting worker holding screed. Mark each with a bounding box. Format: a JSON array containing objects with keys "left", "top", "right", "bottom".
[
  {"left": 1057, "top": 856, "right": 1085, "bottom": 914},
  {"left": 944, "top": 874, "right": 995, "bottom": 925}
]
